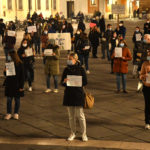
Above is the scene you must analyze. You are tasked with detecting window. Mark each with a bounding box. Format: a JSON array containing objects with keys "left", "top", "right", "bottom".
[
  {"left": 18, "top": 0, "right": 23, "bottom": 10},
  {"left": 7, "top": 0, "right": 12, "bottom": 10},
  {"left": 46, "top": 0, "right": 49, "bottom": 10},
  {"left": 53, "top": 0, "right": 56, "bottom": 10},
  {"left": 91, "top": 0, "right": 96, "bottom": 5},
  {"left": 37, "top": 0, "right": 41, "bottom": 10},
  {"left": 29, "top": 0, "right": 32, "bottom": 10}
]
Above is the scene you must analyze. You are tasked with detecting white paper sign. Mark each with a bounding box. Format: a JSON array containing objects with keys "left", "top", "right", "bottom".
[
  {"left": 136, "top": 34, "right": 142, "bottom": 42},
  {"left": 27, "top": 26, "right": 37, "bottom": 33},
  {"left": 146, "top": 73, "right": 150, "bottom": 84},
  {"left": 48, "top": 33, "right": 71, "bottom": 50},
  {"left": 6, "top": 62, "right": 16, "bottom": 76},
  {"left": 115, "top": 47, "right": 122, "bottom": 58},
  {"left": 112, "top": 4, "right": 125, "bottom": 14},
  {"left": 7, "top": 30, "right": 16, "bottom": 37},
  {"left": 85, "top": 46, "right": 90, "bottom": 50},
  {"left": 44, "top": 49, "right": 53, "bottom": 56},
  {"left": 67, "top": 75, "right": 82, "bottom": 87},
  {"left": 25, "top": 48, "right": 33, "bottom": 57}
]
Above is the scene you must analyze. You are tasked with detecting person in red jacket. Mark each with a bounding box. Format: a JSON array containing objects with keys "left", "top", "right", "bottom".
[{"left": 111, "top": 40, "right": 132, "bottom": 93}]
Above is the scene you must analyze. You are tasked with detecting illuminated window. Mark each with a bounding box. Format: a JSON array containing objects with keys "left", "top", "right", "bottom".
[
  {"left": 46, "top": 0, "right": 49, "bottom": 10},
  {"left": 18, "top": 0, "right": 23, "bottom": 10},
  {"left": 91, "top": 0, "right": 96, "bottom": 5},
  {"left": 37, "top": 0, "right": 41, "bottom": 10},
  {"left": 7, "top": 0, "right": 12, "bottom": 10}
]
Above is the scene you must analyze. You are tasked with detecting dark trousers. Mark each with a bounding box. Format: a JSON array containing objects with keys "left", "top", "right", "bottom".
[
  {"left": 92, "top": 45, "right": 98, "bottom": 57},
  {"left": 111, "top": 59, "right": 114, "bottom": 73},
  {"left": 7, "top": 97, "right": 20, "bottom": 114},
  {"left": 0, "top": 33, "right": 4, "bottom": 44},
  {"left": 143, "top": 86, "right": 150, "bottom": 124},
  {"left": 78, "top": 54, "right": 89, "bottom": 70},
  {"left": 106, "top": 43, "right": 110, "bottom": 61},
  {"left": 35, "top": 40, "right": 41, "bottom": 54},
  {"left": 25, "top": 66, "right": 34, "bottom": 87}
]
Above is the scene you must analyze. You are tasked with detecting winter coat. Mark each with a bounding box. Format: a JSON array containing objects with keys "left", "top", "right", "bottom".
[
  {"left": 99, "top": 18, "right": 106, "bottom": 33},
  {"left": 104, "top": 29, "right": 113, "bottom": 43},
  {"left": 3, "top": 35, "right": 16, "bottom": 49},
  {"left": 41, "top": 34, "right": 48, "bottom": 49},
  {"left": 0, "top": 22, "right": 6, "bottom": 35},
  {"left": 115, "top": 26, "right": 126, "bottom": 39},
  {"left": 61, "top": 63, "right": 87, "bottom": 107},
  {"left": 44, "top": 44, "right": 60, "bottom": 75},
  {"left": 5, "top": 62, "right": 24, "bottom": 97},
  {"left": 78, "top": 22, "right": 86, "bottom": 32},
  {"left": 132, "top": 31, "right": 143, "bottom": 44},
  {"left": 111, "top": 47, "right": 132, "bottom": 74},
  {"left": 144, "top": 23, "right": 150, "bottom": 34},
  {"left": 89, "top": 30, "right": 100, "bottom": 47}
]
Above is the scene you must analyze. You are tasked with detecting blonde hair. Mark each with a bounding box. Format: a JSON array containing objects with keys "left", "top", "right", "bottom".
[{"left": 68, "top": 53, "right": 78, "bottom": 61}]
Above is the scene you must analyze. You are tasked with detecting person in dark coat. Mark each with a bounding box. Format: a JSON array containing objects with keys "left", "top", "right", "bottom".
[
  {"left": 61, "top": 53, "right": 88, "bottom": 142},
  {"left": 89, "top": 26, "right": 101, "bottom": 58},
  {"left": 143, "top": 19, "right": 150, "bottom": 35},
  {"left": 4, "top": 50, "right": 24, "bottom": 120},
  {"left": 99, "top": 15, "right": 106, "bottom": 36},
  {"left": 115, "top": 21, "right": 126, "bottom": 39},
  {"left": 0, "top": 19, "right": 6, "bottom": 44},
  {"left": 17, "top": 39, "right": 35, "bottom": 92},
  {"left": 3, "top": 30, "right": 16, "bottom": 61}
]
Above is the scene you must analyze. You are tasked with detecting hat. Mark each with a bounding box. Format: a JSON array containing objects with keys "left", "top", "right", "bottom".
[
  {"left": 90, "top": 23, "right": 96, "bottom": 28},
  {"left": 48, "top": 39, "right": 55, "bottom": 45}
]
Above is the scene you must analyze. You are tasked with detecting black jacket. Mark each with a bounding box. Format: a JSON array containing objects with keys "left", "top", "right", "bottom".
[
  {"left": 0, "top": 22, "right": 6, "bottom": 34},
  {"left": 89, "top": 30, "right": 100, "bottom": 46},
  {"left": 5, "top": 62, "right": 24, "bottom": 97},
  {"left": 61, "top": 63, "right": 87, "bottom": 107}
]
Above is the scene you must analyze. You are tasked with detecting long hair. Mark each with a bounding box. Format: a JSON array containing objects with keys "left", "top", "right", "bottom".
[{"left": 9, "top": 51, "right": 22, "bottom": 65}]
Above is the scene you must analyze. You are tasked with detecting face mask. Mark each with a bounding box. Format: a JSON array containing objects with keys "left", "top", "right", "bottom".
[
  {"left": 23, "top": 44, "right": 27, "bottom": 47},
  {"left": 143, "top": 39, "right": 147, "bottom": 43},
  {"left": 44, "top": 31, "right": 48, "bottom": 34},
  {"left": 109, "top": 28, "right": 112, "bottom": 31},
  {"left": 119, "top": 24, "right": 123, "bottom": 26},
  {"left": 67, "top": 60, "right": 73, "bottom": 66},
  {"left": 147, "top": 56, "right": 150, "bottom": 61},
  {"left": 7, "top": 56, "right": 12, "bottom": 61},
  {"left": 120, "top": 43, "right": 124, "bottom": 47},
  {"left": 136, "top": 30, "right": 139, "bottom": 32}
]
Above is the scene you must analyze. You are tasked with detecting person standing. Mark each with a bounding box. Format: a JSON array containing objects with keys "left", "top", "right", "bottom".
[
  {"left": 44, "top": 39, "right": 60, "bottom": 93},
  {"left": 144, "top": 19, "right": 150, "bottom": 35},
  {"left": 4, "top": 51, "right": 24, "bottom": 120},
  {"left": 115, "top": 21, "right": 126, "bottom": 39},
  {"left": 0, "top": 19, "right": 6, "bottom": 44},
  {"left": 140, "top": 50, "right": 150, "bottom": 129},
  {"left": 61, "top": 53, "right": 88, "bottom": 142},
  {"left": 99, "top": 15, "right": 106, "bottom": 36},
  {"left": 111, "top": 40, "right": 132, "bottom": 93},
  {"left": 89, "top": 25, "right": 101, "bottom": 58}
]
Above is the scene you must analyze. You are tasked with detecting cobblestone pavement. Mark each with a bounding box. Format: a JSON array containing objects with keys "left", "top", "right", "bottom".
[{"left": 0, "top": 19, "right": 149, "bottom": 150}]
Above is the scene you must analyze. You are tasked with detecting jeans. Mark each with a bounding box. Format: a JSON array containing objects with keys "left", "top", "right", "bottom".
[
  {"left": 67, "top": 107, "right": 87, "bottom": 136},
  {"left": 116, "top": 73, "right": 126, "bottom": 91},
  {"left": 106, "top": 43, "right": 110, "bottom": 61},
  {"left": 4, "top": 48, "right": 9, "bottom": 61},
  {"left": 78, "top": 54, "right": 89, "bottom": 70},
  {"left": 35, "top": 41, "right": 41, "bottom": 54},
  {"left": 46, "top": 75, "right": 58, "bottom": 89},
  {"left": 26, "top": 66, "right": 34, "bottom": 87},
  {"left": 7, "top": 97, "right": 20, "bottom": 114},
  {"left": 143, "top": 86, "right": 150, "bottom": 124}
]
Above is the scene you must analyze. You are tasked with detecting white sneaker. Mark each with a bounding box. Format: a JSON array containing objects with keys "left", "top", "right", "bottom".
[
  {"left": 53, "top": 89, "right": 59, "bottom": 93},
  {"left": 145, "top": 124, "right": 150, "bottom": 130},
  {"left": 67, "top": 133, "right": 76, "bottom": 141},
  {"left": 86, "top": 70, "right": 90, "bottom": 74},
  {"left": 45, "top": 89, "right": 52, "bottom": 93},
  {"left": 13, "top": 114, "right": 19, "bottom": 120},
  {"left": 4, "top": 114, "right": 12, "bottom": 120},
  {"left": 28, "top": 87, "right": 32, "bottom": 92},
  {"left": 82, "top": 134, "right": 88, "bottom": 142}
]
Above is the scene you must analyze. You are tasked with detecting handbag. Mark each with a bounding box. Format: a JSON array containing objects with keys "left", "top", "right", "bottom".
[{"left": 83, "top": 87, "right": 94, "bottom": 109}]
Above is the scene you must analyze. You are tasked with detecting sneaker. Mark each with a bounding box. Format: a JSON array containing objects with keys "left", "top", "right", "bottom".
[
  {"left": 45, "top": 89, "right": 52, "bottom": 93},
  {"left": 53, "top": 89, "right": 59, "bottom": 93},
  {"left": 4, "top": 114, "right": 12, "bottom": 120},
  {"left": 28, "top": 87, "right": 32, "bottom": 92},
  {"left": 86, "top": 70, "right": 90, "bottom": 74},
  {"left": 13, "top": 114, "right": 19, "bottom": 120},
  {"left": 67, "top": 133, "right": 76, "bottom": 141},
  {"left": 123, "top": 90, "right": 128, "bottom": 93},
  {"left": 82, "top": 134, "right": 88, "bottom": 142},
  {"left": 145, "top": 124, "right": 150, "bottom": 130}
]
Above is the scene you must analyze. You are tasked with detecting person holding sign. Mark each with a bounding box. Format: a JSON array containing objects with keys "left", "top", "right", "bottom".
[
  {"left": 140, "top": 50, "right": 150, "bottom": 130},
  {"left": 4, "top": 51, "right": 24, "bottom": 120},
  {"left": 61, "top": 53, "right": 88, "bottom": 142},
  {"left": 111, "top": 40, "right": 132, "bottom": 93},
  {"left": 17, "top": 39, "right": 35, "bottom": 92},
  {"left": 44, "top": 39, "right": 60, "bottom": 93}
]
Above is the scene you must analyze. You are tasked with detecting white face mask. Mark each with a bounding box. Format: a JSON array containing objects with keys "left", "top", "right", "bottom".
[
  {"left": 119, "top": 24, "right": 123, "bottom": 26},
  {"left": 23, "top": 44, "right": 27, "bottom": 47},
  {"left": 67, "top": 60, "right": 73, "bottom": 66},
  {"left": 77, "top": 31, "right": 80, "bottom": 35}
]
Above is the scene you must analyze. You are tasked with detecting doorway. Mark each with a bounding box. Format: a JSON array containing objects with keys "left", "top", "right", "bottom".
[{"left": 67, "top": 1, "right": 74, "bottom": 18}]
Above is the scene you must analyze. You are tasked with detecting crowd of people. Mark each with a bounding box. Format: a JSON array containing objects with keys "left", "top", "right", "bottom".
[{"left": 0, "top": 11, "right": 150, "bottom": 142}]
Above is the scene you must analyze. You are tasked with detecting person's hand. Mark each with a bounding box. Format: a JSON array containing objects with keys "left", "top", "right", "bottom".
[
  {"left": 52, "top": 53, "right": 56, "bottom": 56},
  {"left": 19, "top": 89, "right": 24, "bottom": 92},
  {"left": 83, "top": 48, "right": 86, "bottom": 50},
  {"left": 22, "top": 54, "right": 26, "bottom": 57},
  {"left": 122, "top": 57, "right": 126, "bottom": 60},
  {"left": 63, "top": 78, "right": 69, "bottom": 83}
]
